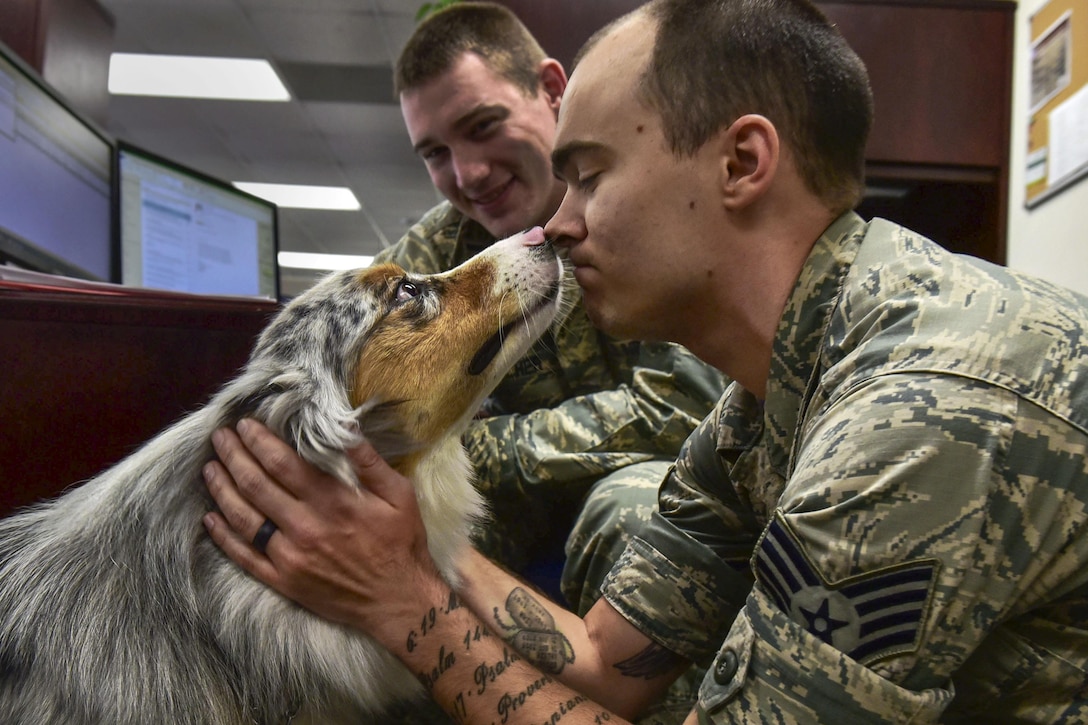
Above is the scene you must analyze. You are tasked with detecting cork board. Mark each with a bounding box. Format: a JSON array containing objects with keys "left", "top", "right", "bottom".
[{"left": 1026, "top": 0, "right": 1088, "bottom": 207}]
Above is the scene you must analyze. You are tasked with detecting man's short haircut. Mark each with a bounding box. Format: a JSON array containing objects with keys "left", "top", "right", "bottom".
[
  {"left": 577, "top": 0, "right": 874, "bottom": 213},
  {"left": 394, "top": 2, "right": 547, "bottom": 98}
]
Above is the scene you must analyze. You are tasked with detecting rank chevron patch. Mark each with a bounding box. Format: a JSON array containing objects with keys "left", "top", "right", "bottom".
[{"left": 754, "top": 513, "right": 939, "bottom": 665}]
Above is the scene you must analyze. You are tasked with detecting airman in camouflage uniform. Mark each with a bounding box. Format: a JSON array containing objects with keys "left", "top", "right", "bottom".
[
  {"left": 375, "top": 201, "right": 728, "bottom": 599},
  {"left": 601, "top": 212, "right": 1088, "bottom": 722},
  {"left": 205, "top": 1, "right": 1084, "bottom": 722}
]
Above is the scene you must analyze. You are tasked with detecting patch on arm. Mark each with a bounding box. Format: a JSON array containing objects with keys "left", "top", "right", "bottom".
[{"left": 754, "top": 513, "right": 938, "bottom": 665}]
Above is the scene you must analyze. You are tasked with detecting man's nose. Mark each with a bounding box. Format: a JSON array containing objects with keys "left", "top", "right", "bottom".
[
  {"left": 452, "top": 151, "right": 489, "bottom": 190},
  {"left": 544, "top": 192, "right": 585, "bottom": 248}
]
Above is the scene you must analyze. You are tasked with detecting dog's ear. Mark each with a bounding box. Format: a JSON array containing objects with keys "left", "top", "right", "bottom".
[
  {"left": 351, "top": 399, "right": 422, "bottom": 464},
  {"left": 217, "top": 367, "right": 420, "bottom": 486},
  {"left": 217, "top": 367, "right": 362, "bottom": 485}
]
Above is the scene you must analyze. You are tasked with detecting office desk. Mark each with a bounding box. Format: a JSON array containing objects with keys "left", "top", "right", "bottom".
[{"left": 0, "top": 281, "right": 278, "bottom": 516}]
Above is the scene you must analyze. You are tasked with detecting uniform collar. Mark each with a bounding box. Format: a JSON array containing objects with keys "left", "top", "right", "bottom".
[{"left": 761, "top": 211, "right": 869, "bottom": 476}]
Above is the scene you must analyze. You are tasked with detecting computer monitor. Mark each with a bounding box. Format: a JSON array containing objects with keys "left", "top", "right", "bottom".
[
  {"left": 117, "top": 142, "right": 280, "bottom": 299},
  {"left": 0, "top": 40, "right": 115, "bottom": 282}
]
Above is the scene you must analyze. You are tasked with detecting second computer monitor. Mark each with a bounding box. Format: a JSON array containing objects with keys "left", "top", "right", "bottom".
[{"left": 117, "top": 142, "right": 279, "bottom": 299}]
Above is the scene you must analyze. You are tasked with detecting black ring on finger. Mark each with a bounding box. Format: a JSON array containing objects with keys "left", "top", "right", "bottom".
[{"left": 252, "top": 518, "right": 278, "bottom": 554}]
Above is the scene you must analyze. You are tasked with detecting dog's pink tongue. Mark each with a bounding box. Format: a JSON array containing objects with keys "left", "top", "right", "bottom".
[{"left": 523, "top": 226, "right": 546, "bottom": 245}]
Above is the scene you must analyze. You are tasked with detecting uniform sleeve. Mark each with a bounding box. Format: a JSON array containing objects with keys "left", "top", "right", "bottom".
[
  {"left": 698, "top": 372, "right": 1088, "bottom": 722},
  {"left": 462, "top": 341, "right": 728, "bottom": 508},
  {"left": 601, "top": 386, "right": 763, "bottom": 665}
]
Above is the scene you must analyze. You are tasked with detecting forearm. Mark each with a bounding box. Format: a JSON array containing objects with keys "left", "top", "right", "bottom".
[
  {"left": 455, "top": 548, "right": 688, "bottom": 719},
  {"left": 377, "top": 570, "right": 624, "bottom": 725},
  {"left": 466, "top": 343, "right": 728, "bottom": 491}
]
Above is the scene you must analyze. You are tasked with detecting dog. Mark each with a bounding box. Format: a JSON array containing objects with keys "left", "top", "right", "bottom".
[{"left": 0, "top": 228, "right": 566, "bottom": 724}]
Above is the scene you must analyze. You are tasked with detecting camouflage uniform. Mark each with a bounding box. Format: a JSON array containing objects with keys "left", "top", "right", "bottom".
[
  {"left": 601, "top": 212, "right": 1088, "bottom": 722},
  {"left": 375, "top": 202, "right": 728, "bottom": 592}
]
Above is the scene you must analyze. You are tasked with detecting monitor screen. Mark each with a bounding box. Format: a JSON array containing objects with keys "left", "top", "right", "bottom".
[
  {"left": 0, "top": 41, "right": 115, "bottom": 281},
  {"left": 117, "top": 142, "right": 280, "bottom": 299}
]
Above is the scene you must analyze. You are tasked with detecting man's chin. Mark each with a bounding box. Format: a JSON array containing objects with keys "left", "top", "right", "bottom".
[
  {"left": 479, "top": 215, "right": 537, "bottom": 240},
  {"left": 584, "top": 298, "right": 650, "bottom": 342},
  {"left": 470, "top": 196, "right": 542, "bottom": 239}
]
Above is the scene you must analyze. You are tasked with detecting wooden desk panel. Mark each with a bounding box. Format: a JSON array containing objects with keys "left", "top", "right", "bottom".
[{"left": 0, "top": 286, "right": 277, "bottom": 516}]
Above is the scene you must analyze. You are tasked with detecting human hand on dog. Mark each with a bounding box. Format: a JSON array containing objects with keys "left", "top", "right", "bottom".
[{"left": 202, "top": 418, "right": 449, "bottom": 636}]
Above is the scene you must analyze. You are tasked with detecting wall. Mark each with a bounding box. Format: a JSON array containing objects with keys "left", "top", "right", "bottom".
[{"left": 1007, "top": 0, "right": 1088, "bottom": 296}]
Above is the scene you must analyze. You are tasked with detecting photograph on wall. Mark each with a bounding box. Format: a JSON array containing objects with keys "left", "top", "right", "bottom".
[
  {"left": 1031, "top": 10, "right": 1072, "bottom": 113},
  {"left": 1026, "top": 1, "right": 1088, "bottom": 208}
]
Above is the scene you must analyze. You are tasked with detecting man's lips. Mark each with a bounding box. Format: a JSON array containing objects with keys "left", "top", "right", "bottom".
[
  {"left": 469, "top": 178, "right": 514, "bottom": 208},
  {"left": 569, "top": 260, "right": 596, "bottom": 290},
  {"left": 566, "top": 250, "right": 592, "bottom": 272}
]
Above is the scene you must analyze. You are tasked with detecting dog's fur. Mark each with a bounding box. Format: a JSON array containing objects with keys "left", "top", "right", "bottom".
[{"left": 0, "top": 231, "right": 565, "bottom": 724}]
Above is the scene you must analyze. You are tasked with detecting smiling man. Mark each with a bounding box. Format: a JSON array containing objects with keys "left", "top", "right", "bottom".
[
  {"left": 378, "top": 3, "right": 726, "bottom": 619},
  {"left": 400, "top": 48, "right": 563, "bottom": 239}
]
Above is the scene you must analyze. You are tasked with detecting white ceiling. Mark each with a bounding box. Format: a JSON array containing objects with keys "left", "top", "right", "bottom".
[{"left": 98, "top": 0, "right": 446, "bottom": 297}]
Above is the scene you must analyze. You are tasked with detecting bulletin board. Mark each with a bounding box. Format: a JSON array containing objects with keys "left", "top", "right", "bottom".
[{"left": 1025, "top": 0, "right": 1088, "bottom": 208}]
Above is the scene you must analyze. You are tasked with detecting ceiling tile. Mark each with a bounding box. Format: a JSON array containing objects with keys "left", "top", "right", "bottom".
[
  {"left": 246, "top": 8, "right": 394, "bottom": 65},
  {"left": 97, "top": 0, "right": 440, "bottom": 296},
  {"left": 276, "top": 62, "right": 395, "bottom": 104}
]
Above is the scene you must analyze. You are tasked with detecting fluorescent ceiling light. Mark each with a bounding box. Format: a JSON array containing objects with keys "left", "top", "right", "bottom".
[
  {"left": 234, "top": 182, "right": 361, "bottom": 211},
  {"left": 109, "top": 53, "right": 290, "bottom": 101},
  {"left": 279, "top": 252, "right": 374, "bottom": 271}
]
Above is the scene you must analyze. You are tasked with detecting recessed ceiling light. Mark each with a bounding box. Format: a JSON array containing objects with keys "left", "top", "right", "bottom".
[
  {"left": 108, "top": 53, "right": 290, "bottom": 101},
  {"left": 233, "top": 182, "right": 361, "bottom": 211},
  {"left": 278, "top": 252, "right": 374, "bottom": 271}
]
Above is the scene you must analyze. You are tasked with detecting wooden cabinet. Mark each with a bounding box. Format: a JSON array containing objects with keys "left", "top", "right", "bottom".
[
  {"left": 821, "top": 1, "right": 1013, "bottom": 170},
  {"left": 820, "top": 0, "right": 1014, "bottom": 264},
  {"left": 0, "top": 0, "right": 114, "bottom": 125},
  {"left": 498, "top": 0, "right": 1015, "bottom": 264},
  {"left": 0, "top": 285, "right": 276, "bottom": 516}
]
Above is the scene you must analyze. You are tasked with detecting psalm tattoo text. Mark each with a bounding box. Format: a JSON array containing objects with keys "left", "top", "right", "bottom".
[{"left": 404, "top": 589, "right": 612, "bottom": 724}]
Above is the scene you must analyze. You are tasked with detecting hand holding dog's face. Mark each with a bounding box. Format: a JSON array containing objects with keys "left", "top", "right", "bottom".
[{"left": 204, "top": 418, "right": 440, "bottom": 635}]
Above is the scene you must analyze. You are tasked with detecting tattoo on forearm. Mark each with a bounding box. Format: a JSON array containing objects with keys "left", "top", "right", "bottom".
[
  {"left": 496, "top": 674, "right": 552, "bottom": 723},
  {"left": 492, "top": 587, "right": 575, "bottom": 674},
  {"left": 406, "top": 592, "right": 463, "bottom": 691},
  {"left": 535, "top": 693, "right": 609, "bottom": 725},
  {"left": 417, "top": 644, "right": 456, "bottom": 691},
  {"left": 407, "top": 592, "right": 462, "bottom": 654},
  {"left": 400, "top": 588, "right": 602, "bottom": 724},
  {"left": 473, "top": 646, "right": 521, "bottom": 696},
  {"left": 613, "top": 641, "right": 678, "bottom": 680}
]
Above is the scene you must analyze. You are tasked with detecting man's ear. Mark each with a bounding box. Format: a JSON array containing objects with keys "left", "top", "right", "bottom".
[
  {"left": 719, "top": 114, "right": 779, "bottom": 210},
  {"left": 538, "top": 58, "right": 567, "bottom": 111}
]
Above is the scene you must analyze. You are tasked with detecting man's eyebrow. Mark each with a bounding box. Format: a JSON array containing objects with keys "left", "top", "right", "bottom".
[
  {"left": 412, "top": 104, "right": 509, "bottom": 155},
  {"left": 454, "top": 103, "right": 507, "bottom": 132},
  {"left": 551, "top": 140, "right": 605, "bottom": 178},
  {"left": 412, "top": 136, "right": 436, "bottom": 155}
]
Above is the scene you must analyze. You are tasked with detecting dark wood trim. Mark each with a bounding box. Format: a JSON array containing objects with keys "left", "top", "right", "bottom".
[
  {"left": 821, "top": 0, "right": 1015, "bottom": 10},
  {"left": 0, "top": 287, "right": 277, "bottom": 516}
]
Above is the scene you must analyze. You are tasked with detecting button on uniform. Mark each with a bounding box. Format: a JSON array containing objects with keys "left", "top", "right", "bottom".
[{"left": 713, "top": 648, "right": 739, "bottom": 685}]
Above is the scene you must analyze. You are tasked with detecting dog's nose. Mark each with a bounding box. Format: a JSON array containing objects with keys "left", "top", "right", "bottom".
[{"left": 522, "top": 226, "right": 546, "bottom": 246}]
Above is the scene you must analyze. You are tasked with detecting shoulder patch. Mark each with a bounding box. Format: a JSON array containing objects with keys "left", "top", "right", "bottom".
[{"left": 754, "top": 513, "right": 938, "bottom": 665}]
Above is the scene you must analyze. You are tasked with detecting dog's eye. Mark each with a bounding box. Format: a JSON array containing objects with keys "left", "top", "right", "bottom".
[{"left": 395, "top": 280, "right": 421, "bottom": 303}]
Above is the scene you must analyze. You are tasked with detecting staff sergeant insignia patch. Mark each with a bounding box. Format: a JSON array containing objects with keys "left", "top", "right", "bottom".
[{"left": 754, "top": 513, "right": 939, "bottom": 665}]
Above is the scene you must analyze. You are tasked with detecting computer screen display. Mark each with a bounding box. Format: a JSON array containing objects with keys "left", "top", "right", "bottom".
[
  {"left": 117, "top": 142, "right": 279, "bottom": 299},
  {"left": 0, "top": 41, "right": 115, "bottom": 281}
]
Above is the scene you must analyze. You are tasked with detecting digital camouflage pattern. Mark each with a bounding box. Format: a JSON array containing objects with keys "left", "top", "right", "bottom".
[
  {"left": 604, "top": 212, "right": 1088, "bottom": 722},
  {"left": 375, "top": 202, "right": 729, "bottom": 571}
]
